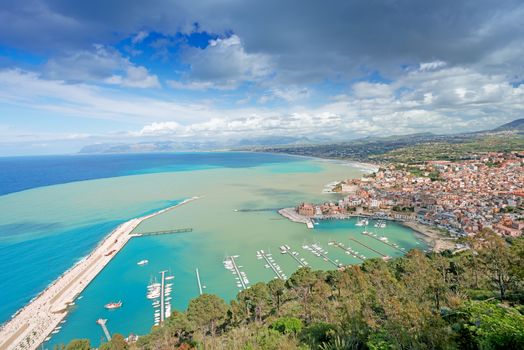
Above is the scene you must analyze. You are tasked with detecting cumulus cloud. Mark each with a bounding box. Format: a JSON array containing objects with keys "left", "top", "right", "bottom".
[
  {"left": 45, "top": 44, "right": 160, "bottom": 88},
  {"left": 106, "top": 65, "right": 160, "bottom": 88},
  {"left": 2, "top": 1, "right": 523, "bottom": 81},
  {"left": 174, "top": 35, "right": 272, "bottom": 89}
]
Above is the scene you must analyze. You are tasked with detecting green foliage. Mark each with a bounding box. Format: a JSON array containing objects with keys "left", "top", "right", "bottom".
[
  {"left": 99, "top": 334, "right": 128, "bottom": 350},
  {"left": 454, "top": 301, "right": 524, "bottom": 349},
  {"left": 300, "top": 323, "right": 337, "bottom": 348},
  {"left": 64, "top": 339, "right": 90, "bottom": 350},
  {"left": 270, "top": 317, "right": 303, "bottom": 335},
  {"left": 187, "top": 293, "right": 228, "bottom": 335},
  {"left": 63, "top": 237, "right": 524, "bottom": 350}
]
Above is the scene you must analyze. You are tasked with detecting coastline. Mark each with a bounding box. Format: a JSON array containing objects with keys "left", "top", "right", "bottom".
[
  {"left": 0, "top": 197, "right": 200, "bottom": 350},
  {"left": 399, "top": 221, "right": 456, "bottom": 252},
  {"left": 279, "top": 207, "right": 455, "bottom": 253},
  {"left": 251, "top": 151, "right": 380, "bottom": 174}
]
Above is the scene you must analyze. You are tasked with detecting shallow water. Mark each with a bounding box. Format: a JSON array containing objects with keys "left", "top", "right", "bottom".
[{"left": 0, "top": 153, "right": 425, "bottom": 346}]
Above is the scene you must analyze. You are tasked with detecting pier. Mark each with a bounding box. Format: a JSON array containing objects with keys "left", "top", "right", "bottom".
[
  {"left": 282, "top": 246, "right": 309, "bottom": 267},
  {"left": 329, "top": 241, "right": 365, "bottom": 261},
  {"left": 196, "top": 268, "right": 203, "bottom": 295},
  {"left": 303, "top": 243, "right": 343, "bottom": 268},
  {"left": 159, "top": 271, "right": 166, "bottom": 324},
  {"left": 257, "top": 250, "right": 286, "bottom": 280},
  {"left": 138, "top": 228, "right": 193, "bottom": 236},
  {"left": 223, "top": 256, "right": 249, "bottom": 290},
  {"left": 349, "top": 238, "right": 387, "bottom": 258},
  {"left": 0, "top": 196, "right": 201, "bottom": 350},
  {"left": 96, "top": 319, "right": 111, "bottom": 342},
  {"left": 361, "top": 232, "right": 405, "bottom": 252},
  {"left": 235, "top": 208, "right": 280, "bottom": 212}
]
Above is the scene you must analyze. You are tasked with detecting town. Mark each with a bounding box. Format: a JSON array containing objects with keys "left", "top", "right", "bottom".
[{"left": 296, "top": 152, "right": 524, "bottom": 238}]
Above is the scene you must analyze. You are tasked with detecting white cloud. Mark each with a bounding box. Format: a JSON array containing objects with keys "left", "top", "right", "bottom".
[
  {"left": 419, "top": 60, "right": 447, "bottom": 72},
  {"left": 173, "top": 34, "right": 272, "bottom": 89},
  {"left": 131, "top": 31, "right": 149, "bottom": 44},
  {"left": 352, "top": 82, "right": 393, "bottom": 99},
  {"left": 106, "top": 65, "right": 160, "bottom": 88},
  {"left": 45, "top": 45, "right": 159, "bottom": 88},
  {"left": 258, "top": 87, "right": 311, "bottom": 103},
  {"left": 2, "top": 62, "right": 524, "bottom": 153}
]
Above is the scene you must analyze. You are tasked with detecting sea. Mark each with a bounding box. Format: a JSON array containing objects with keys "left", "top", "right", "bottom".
[{"left": 0, "top": 152, "right": 426, "bottom": 346}]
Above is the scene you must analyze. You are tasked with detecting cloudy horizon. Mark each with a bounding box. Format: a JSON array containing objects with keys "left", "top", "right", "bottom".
[{"left": 1, "top": 0, "right": 523, "bottom": 155}]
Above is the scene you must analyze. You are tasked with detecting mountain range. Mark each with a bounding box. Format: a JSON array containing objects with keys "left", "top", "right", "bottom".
[{"left": 79, "top": 118, "right": 523, "bottom": 154}]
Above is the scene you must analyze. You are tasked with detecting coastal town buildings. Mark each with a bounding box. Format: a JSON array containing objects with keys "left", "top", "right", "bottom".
[{"left": 296, "top": 152, "right": 524, "bottom": 238}]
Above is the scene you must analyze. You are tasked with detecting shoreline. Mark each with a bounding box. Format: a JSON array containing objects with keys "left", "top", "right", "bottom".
[
  {"left": 0, "top": 196, "right": 200, "bottom": 350},
  {"left": 279, "top": 208, "right": 455, "bottom": 253},
  {"left": 399, "top": 221, "right": 456, "bottom": 252},
  {"left": 250, "top": 151, "right": 380, "bottom": 173}
]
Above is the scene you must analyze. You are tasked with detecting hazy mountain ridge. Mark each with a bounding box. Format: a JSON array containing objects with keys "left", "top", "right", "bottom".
[
  {"left": 79, "top": 119, "right": 523, "bottom": 155},
  {"left": 78, "top": 136, "right": 317, "bottom": 154},
  {"left": 492, "top": 118, "right": 524, "bottom": 133}
]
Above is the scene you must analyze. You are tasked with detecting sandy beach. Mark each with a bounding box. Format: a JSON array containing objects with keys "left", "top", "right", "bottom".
[
  {"left": 400, "top": 221, "right": 456, "bottom": 252},
  {"left": 0, "top": 197, "right": 199, "bottom": 350}
]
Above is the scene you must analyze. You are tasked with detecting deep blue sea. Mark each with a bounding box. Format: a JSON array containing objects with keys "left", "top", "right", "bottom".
[
  {"left": 0, "top": 152, "right": 300, "bottom": 196},
  {"left": 0, "top": 152, "right": 302, "bottom": 323}
]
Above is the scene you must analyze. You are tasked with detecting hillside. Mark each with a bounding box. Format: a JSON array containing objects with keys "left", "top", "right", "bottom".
[
  {"left": 61, "top": 231, "right": 524, "bottom": 350},
  {"left": 492, "top": 118, "right": 524, "bottom": 133},
  {"left": 252, "top": 119, "right": 524, "bottom": 164}
]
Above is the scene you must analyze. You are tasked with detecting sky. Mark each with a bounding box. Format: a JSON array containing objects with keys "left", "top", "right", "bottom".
[{"left": 0, "top": 0, "right": 523, "bottom": 155}]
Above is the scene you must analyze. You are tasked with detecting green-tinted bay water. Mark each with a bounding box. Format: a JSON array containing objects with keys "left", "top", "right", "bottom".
[{"left": 6, "top": 157, "right": 424, "bottom": 346}]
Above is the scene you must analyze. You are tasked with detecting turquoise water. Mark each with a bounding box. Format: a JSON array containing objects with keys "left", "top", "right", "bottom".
[{"left": 0, "top": 153, "right": 425, "bottom": 346}]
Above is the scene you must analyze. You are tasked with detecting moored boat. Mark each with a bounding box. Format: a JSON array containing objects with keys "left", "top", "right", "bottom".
[{"left": 104, "top": 301, "right": 122, "bottom": 309}]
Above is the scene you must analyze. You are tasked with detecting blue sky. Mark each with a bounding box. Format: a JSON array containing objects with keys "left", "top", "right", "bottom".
[{"left": 0, "top": 0, "right": 523, "bottom": 155}]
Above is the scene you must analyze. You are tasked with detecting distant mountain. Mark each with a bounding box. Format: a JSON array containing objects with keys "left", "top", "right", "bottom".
[
  {"left": 78, "top": 136, "right": 316, "bottom": 154},
  {"left": 492, "top": 118, "right": 524, "bottom": 133}
]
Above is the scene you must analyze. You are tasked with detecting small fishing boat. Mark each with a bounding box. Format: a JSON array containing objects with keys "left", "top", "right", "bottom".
[
  {"left": 137, "top": 259, "right": 149, "bottom": 266},
  {"left": 104, "top": 301, "right": 122, "bottom": 309}
]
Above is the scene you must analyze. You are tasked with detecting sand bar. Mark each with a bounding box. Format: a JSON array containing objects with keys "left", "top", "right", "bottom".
[{"left": 0, "top": 197, "right": 200, "bottom": 350}]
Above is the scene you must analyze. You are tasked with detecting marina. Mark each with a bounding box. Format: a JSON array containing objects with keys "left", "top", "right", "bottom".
[
  {"left": 280, "top": 245, "right": 309, "bottom": 267},
  {"left": 223, "top": 256, "right": 250, "bottom": 290},
  {"left": 147, "top": 271, "right": 174, "bottom": 326},
  {"left": 349, "top": 237, "right": 388, "bottom": 258},
  {"left": 257, "top": 250, "right": 287, "bottom": 280},
  {"left": 328, "top": 241, "right": 365, "bottom": 261},
  {"left": 0, "top": 197, "right": 200, "bottom": 350},
  {"left": 302, "top": 243, "right": 343, "bottom": 268},
  {"left": 1, "top": 155, "right": 426, "bottom": 347},
  {"left": 361, "top": 231, "right": 406, "bottom": 252}
]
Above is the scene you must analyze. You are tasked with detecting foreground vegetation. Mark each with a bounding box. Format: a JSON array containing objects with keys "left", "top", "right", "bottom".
[{"left": 61, "top": 230, "right": 524, "bottom": 349}]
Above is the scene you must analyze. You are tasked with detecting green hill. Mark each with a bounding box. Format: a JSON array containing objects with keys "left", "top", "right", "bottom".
[
  {"left": 62, "top": 231, "right": 524, "bottom": 350},
  {"left": 492, "top": 118, "right": 524, "bottom": 133}
]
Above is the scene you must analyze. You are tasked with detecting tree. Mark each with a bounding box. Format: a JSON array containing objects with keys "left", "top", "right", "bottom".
[
  {"left": 236, "top": 282, "right": 271, "bottom": 322},
  {"left": 99, "top": 334, "right": 128, "bottom": 350},
  {"left": 286, "top": 267, "right": 319, "bottom": 322},
  {"left": 454, "top": 301, "right": 524, "bottom": 349},
  {"left": 187, "top": 294, "right": 228, "bottom": 336},
  {"left": 478, "top": 229, "right": 516, "bottom": 300},
  {"left": 64, "top": 339, "right": 90, "bottom": 350},
  {"left": 267, "top": 278, "right": 286, "bottom": 313}
]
